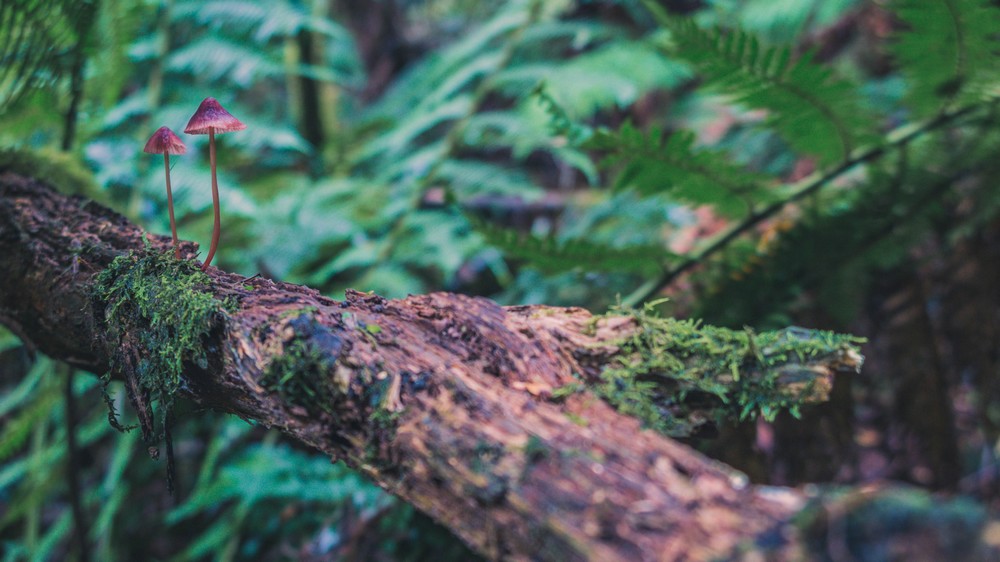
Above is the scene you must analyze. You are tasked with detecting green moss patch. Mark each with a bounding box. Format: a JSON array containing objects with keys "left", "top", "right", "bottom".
[
  {"left": 595, "top": 302, "right": 865, "bottom": 437},
  {"left": 0, "top": 147, "right": 100, "bottom": 199},
  {"left": 93, "top": 249, "right": 232, "bottom": 438},
  {"left": 260, "top": 313, "right": 343, "bottom": 417}
]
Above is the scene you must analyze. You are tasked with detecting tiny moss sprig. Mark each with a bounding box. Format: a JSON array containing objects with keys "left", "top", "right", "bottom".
[{"left": 595, "top": 301, "right": 865, "bottom": 437}]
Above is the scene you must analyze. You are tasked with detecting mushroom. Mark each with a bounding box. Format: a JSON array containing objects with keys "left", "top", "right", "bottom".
[
  {"left": 184, "top": 97, "right": 246, "bottom": 271},
  {"left": 143, "top": 126, "right": 187, "bottom": 259}
]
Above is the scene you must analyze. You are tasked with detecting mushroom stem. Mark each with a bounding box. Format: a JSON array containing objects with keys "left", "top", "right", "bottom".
[
  {"left": 163, "top": 153, "right": 180, "bottom": 259},
  {"left": 202, "top": 126, "right": 222, "bottom": 271}
]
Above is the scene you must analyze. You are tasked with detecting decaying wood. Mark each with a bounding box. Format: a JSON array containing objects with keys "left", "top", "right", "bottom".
[{"left": 0, "top": 172, "right": 987, "bottom": 561}]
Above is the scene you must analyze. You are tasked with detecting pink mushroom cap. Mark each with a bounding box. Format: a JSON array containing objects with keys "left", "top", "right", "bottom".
[
  {"left": 184, "top": 97, "right": 247, "bottom": 134},
  {"left": 143, "top": 126, "right": 187, "bottom": 155}
]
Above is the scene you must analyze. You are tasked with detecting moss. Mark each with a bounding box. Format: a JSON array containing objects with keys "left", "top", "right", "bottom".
[
  {"left": 523, "top": 435, "right": 549, "bottom": 463},
  {"left": 519, "top": 435, "right": 550, "bottom": 483},
  {"left": 262, "top": 310, "right": 402, "bottom": 463},
  {"left": 370, "top": 407, "right": 401, "bottom": 429},
  {"left": 361, "top": 377, "right": 407, "bottom": 468},
  {"left": 260, "top": 313, "right": 342, "bottom": 417},
  {"left": 469, "top": 440, "right": 504, "bottom": 474},
  {"left": 565, "top": 412, "right": 589, "bottom": 427},
  {"left": 550, "top": 381, "right": 583, "bottom": 401},
  {"left": 93, "top": 249, "right": 232, "bottom": 438},
  {"left": 277, "top": 306, "right": 317, "bottom": 320},
  {"left": 594, "top": 301, "right": 865, "bottom": 437},
  {"left": 0, "top": 147, "right": 101, "bottom": 200}
]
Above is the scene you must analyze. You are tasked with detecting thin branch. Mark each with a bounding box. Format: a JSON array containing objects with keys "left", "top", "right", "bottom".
[
  {"left": 63, "top": 367, "right": 90, "bottom": 562},
  {"left": 60, "top": 2, "right": 98, "bottom": 152}
]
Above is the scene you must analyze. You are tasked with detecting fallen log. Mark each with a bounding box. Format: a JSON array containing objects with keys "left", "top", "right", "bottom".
[{"left": 0, "top": 170, "right": 987, "bottom": 561}]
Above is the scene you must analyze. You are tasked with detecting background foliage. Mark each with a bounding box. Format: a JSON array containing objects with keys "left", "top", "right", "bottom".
[{"left": 1, "top": 0, "right": 999, "bottom": 559}]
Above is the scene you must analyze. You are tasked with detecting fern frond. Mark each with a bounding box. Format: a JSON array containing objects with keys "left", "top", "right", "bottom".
[
  {"left": 365, "top": 8, "right": 528, "bottom": 121},
  {"left": 355, "top": 98, "right": 471, "bottom": 164},
  {"left": 532, "top": 84, "right": 593, "bottom": 144},
  {"left": 438, "top": 159, "right": 544, "bottom": 199},
  {"left": 533, "top": 85, "right": 773, "bottom": 211},
  {"left": 663, "top": 18, "right": 876, "bottom": 165},
  {"left": 588, "top": 122, "right": 777, "bottom": 217},
  {"left": 0, "top": 404, "right": 43, "bottom": 463},
  {"left": 516, "top": 19, "right": 619, "bottom": 50},
  {"left": 695, "top": 108, "right": 1000, "bottom": 326},
  {"left": 166, "top": 37, "right": 283, "bottom": 87},
  {"left": 475, "top": 220, "right": 677, "bottom": 276},
  {"left": 0, "top": 0, "right": 89, "bottom": 109},
  {"left": 891, "top": 0, "right": 1000, "bottom": 116},
  {"left": 496, "top": 40, "right": 691, "bottom": 114},
  {"left": 175, "top": 0, "right": 352, "bottom": 42}
]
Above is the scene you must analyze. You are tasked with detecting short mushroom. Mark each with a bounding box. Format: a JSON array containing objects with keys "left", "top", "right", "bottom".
[
  {"left": 143, "top": 126, "right": 187, "bottom": 259},
  {"left": 184, "top": 97, "right": 246, "bottom": 271}
]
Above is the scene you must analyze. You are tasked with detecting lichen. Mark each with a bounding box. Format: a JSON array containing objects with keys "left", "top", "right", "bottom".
[
  {"left": 594, "top": 301, "right": 866, "bottom": 437},
  {"left": 93, "top": 248, "right": 232, "bottom": 439}
]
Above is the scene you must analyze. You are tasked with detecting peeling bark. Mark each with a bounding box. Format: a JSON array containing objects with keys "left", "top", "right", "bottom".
[{"left": 0, "top": 172, "right": 987, "bottom": 561}]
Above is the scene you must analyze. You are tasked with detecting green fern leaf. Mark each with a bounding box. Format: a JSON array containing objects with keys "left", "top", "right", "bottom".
[
  {"left": 175, "top": 0, "right": 352, "bottom": 42},
  {"left": 532, "top": 83, "right": 593, "bottom": 144},
  {"left": 588, "top": 123, "right": 777, "bottom": 217},
  {"left": 496, "top": 39, "right": 691, "bottom": 114},
  {"left": 166, "top": 37, "right": 283, "bottom": 87},
  {"left": 664, "top": 18, "right": 875, "bottom": 164},
  {"left": 475, "top": 220, "right": 677, "bottom": 276},
  {"left": 364, "top": 8, "right": 528, "bottom": 122},
  {"left": 533, "top": 85, "right": 773, "bottom": 210},
  {"left": 0, "top": 390, "right": 57, "bottom": 463},
  {"left": 891, "top": 0, "right": 1000, "bottom": 116},
  {"left": 437, "top": 159, "right": 544, "bottom": 199},
  {"left": 0, "top": 0, "right": 93, "bottom": 109}
]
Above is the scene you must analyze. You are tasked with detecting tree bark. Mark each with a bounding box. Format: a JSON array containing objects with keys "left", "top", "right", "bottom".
[{"left": 0, "top": 171, "right": 988, "bottom": 561}]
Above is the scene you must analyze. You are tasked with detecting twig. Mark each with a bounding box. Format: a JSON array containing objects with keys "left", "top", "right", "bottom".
[
  {"left": 64, "top": 365, "right": 91, "bottom": 562},
  {"left": 60, "top": 4, "right": 98, "bottom": 152},
  {"left": 165, "top": 410, "right": 178, "bottom": 502}
]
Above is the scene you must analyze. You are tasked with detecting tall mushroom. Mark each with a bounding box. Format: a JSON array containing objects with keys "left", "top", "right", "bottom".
[
  {"left": 143, "top": 126, "right": 187, "bottom": 259},
  {"left": 183, "top": 97, "right": 246, "bottom": 271}
]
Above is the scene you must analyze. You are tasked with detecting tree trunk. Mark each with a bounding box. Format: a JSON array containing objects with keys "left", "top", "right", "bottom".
[{"left": 0, "top": 170, "right": 989, "bottom": 561}]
